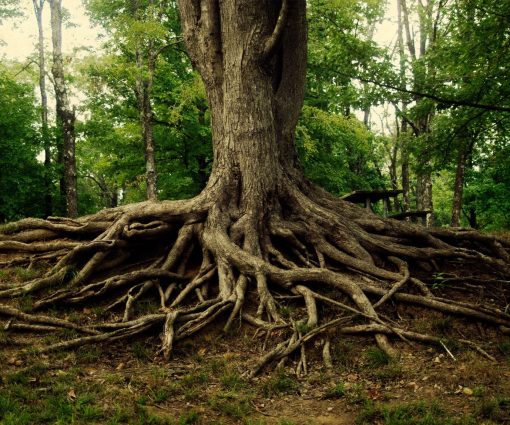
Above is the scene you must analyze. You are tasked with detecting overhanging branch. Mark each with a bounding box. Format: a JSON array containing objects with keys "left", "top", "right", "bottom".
[{"left": 353, "top": 73, "right": 510, "bottom": 113}]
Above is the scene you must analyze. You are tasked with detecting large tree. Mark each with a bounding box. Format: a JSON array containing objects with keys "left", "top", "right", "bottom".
[{"left": 0, "top": 0, "right": 509, "bottom": 374}]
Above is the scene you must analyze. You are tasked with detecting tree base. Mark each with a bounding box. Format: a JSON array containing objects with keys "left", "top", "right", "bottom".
[{"left": 1, "top": 185, "right": 509, "bottom": 375}]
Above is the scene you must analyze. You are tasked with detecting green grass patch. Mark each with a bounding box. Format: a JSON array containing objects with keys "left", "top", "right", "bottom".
[
  {"left": 324, "top": 382, "right": 345, "bottom": 399},
  {"left": 220, "top": 368, "right": 246, "bottom": 391},
  {"left": 476, "top": 396, "right": 510, "bottom": 422},
  {"left": 365, "top": 347, "right": 390, "bottom": 368},
  {"left": 261, "top": 369, "right": 299, "bottom": 397},
  {"left": 332, "top": 341, "right": 355, "bottom": 369},
  {"left": 373, "top": 363, "right": 404, "bottom": 381},
  {"left": 356, "top": 400, "right": 477, "bottom": 425},
  {"left": 209, "top": 391, "right": 253, "bottom": 420}
]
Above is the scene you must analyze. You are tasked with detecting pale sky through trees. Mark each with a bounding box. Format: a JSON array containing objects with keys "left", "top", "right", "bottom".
[
  {"left": 0, "top": 0, "right": 398, "bottom": 61},
  {"left": 0, "top": 0, "right": 101, "bottom": 60}
]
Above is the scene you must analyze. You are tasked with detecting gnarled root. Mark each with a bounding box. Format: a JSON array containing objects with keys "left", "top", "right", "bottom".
[{"left": 1, "top": 185, "right": 509, "bottom": 376}]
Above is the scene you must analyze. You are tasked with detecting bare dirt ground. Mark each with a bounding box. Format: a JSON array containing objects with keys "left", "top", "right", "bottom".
[{"left": 1, "top": 307, "right": 510, "bottom": 425}]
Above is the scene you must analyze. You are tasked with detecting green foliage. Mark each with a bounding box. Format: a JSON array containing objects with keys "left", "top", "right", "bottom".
[
  {"left": 0, "top": 66, "right": 46, "bottom": 222},
  {"left": 307, "top": 0, "right": 389, "bottom": 114},
  {"left": 0, "top": 0, "right": 22, "bottom": 24},
  {"left": 220, "top": 368, "right": 246, "bottom": 391},
  {"left": 77, "top": 0, "right": 212, "bottom": 211},
  {"left": 297, "top": 106, "right": 387, "bottom": 195},
  {"left": 463, "top": 142, "right": 510, "bottom": 230}
]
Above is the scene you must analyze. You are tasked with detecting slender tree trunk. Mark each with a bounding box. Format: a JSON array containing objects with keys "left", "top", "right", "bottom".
[
  {"left": 416, "top": 171, "right": 433, "bottom": 226},
  {"left": 49, "top": 0, "right": 77, "bottom": 218},
  {"left": 451, "top": 137, "right": 474, "bottom": 227},
  {"left": 467, "top": 207, "right": 478, "bottom": 229},
  {"left": 136, "top": 47, "right": 158, "bottom": 201},
  {"left": 362, "top": 20, "right": 377, "bottom": 128},
  {"left": 33, "top": 0, "right": 52, "bottom": 217},
  {"left": 397, "top": 0, "right": 410, "bottom": 214},
  {"left": 400, "top": 117, "right": 411, "bottom": 214}
]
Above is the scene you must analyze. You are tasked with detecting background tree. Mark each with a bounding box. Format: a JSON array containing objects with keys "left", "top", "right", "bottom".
[
  {"left": 85, "top": 0, "right": 185, "bottom": 201},
  {"left": 49, "top": 0, "right": 78, "bottom": 217},
  {"left": 0, "top": 0, "right": 20, "bottom": 23},
  {"left": 32, "top": 0, "right": 52, "bottom": 217}
]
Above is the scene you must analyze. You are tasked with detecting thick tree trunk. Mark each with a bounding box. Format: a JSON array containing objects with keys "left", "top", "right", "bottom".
[
  {"left": 180, "top": 0, "right": 306, "bottom": 208},
  {"left": 33, "top": 0, "right": 52, "bottom": 218},
  {"left": 49, "top": 0, "right": 77, "bottom": 218}
]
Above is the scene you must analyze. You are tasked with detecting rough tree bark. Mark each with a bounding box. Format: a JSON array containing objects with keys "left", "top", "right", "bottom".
[
  {"left": 32, "top": 0, "right": 52, "bottom": 218},
  {"left": 49, "top": 0, "right": 77, "bottom": 218},
  {"left": 0, "top": 0, "right": 509, "bottom": 376}
]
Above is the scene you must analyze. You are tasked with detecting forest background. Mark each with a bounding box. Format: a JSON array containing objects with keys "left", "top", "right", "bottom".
[{"left": 1, "top": 0, "right": 509, "bottom": 231}]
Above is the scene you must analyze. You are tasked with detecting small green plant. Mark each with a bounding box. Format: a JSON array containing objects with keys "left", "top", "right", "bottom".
[
  {"left": 151, "top": 387, "right": 171, "bottom": 404},
  {"left": 181, "top": 371, "right": 209, "bottom": 387},
  {"left": 324, "top": 382, "right": 345, "bottom": 398},
  {"left": 261, "top": 369, "right": 298, "bottom": 397},
  {"left": 278, "top": 304, "right": 293, "bottom": 318},
  {"left": 432, "top": 272, "right": 446, "bottom": 290},
  {"left": 472, "top": 386, "right": 485, "bottom": 397},
  {"left": 132, "top": 341, "right": 150, "bottom": 360},
  {"left": 332, "top": 341, "right": 355, "bottom": 368},
  {"left": 355, "top": 400, "right": 379, "bottom": 424},
  {"left": 347, "top": 383, "right": 367, "bottom": 405},
  {"left": 178, "top": 411, "right": 200, "bottom": 425},
  {"left": 431, "top": 317, "right": 453, "bottom": 335},
  {"left": 220, "top": 368, "right": 245, "bottom": 391},
  {"left": 365, "top": 347, "right": 390, "bottom": 368},
  {"left": 296, "top": 321, "right": 310, "bottom": 335},
  {"left": 209, "top": 358, "right": 228, "bottom": 375},
  {"left": 374, "top": 363, "right": 403, "bottom": 381},
  {"left": 477, "top": 396, "right": 510, "bottom": 421}
]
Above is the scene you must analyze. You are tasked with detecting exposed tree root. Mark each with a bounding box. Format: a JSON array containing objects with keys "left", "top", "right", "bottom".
[{"left": 1, "top": 186, "right": 509, "bottom": 376}]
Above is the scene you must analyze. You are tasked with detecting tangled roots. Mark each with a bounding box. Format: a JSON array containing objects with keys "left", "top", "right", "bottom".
[{"left": 1, "top": 187, "right": 509, "bottom": 376}]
